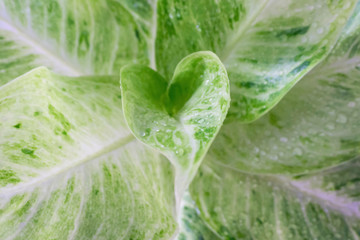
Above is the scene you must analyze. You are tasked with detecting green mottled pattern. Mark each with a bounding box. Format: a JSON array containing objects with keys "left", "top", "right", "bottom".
[
  {"left": 0, "top": 68, "right": 129, "bottom": 178},
  {"left": 0, "top": 31, "right": 40, "bottom": 87},
  {"left": 0, "top": 68, "right": 177, "bottom": 239},
  {"left": 0, "top": 0, "right": 155, "bottom": 85},
  {"left": 156, "top": 0, "right": 357, "bottom": 122},
  {"left": 294, "top": 158, "right": 360, "bottom": 203},
  {"left": 0, "top": 143, "right": 176, "bottom": 239},
  {"left": 186, "top": 7, "right": 360, "bottom": 239},
  {"left": 121, "top": 51, "right": 230, "bottom": 201},
  {"left": 205, "top": 5, "right": 360, "bottom": 174},
  {"left": 190, "top": 160, "right": 360, "bottom": 240},
  {"left": 177, "top": 192, "right": 220, "bottom": 240}
]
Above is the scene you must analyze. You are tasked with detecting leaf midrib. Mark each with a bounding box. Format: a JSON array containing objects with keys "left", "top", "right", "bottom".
[
  {"left": 219, "top": 0, "right": 270, "bottom": 63},
  {"left": 0, "top": 134, "right": 136, "bottom": 197},
  {"left": 0, "top": 14, "right": 85, "bottom": 76},
  {"left": 210, "top": 159, "right": 360, "bottom": 218}
]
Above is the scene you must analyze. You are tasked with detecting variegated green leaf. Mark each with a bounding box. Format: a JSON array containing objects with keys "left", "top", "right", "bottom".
[
  {"left": 156, "top": 0, "right": 357, "bottom": 122},
  {"left": 1, "top": 0, "right": 360, "bottom": 239},
  {"left": 0, "top": 68, "right": 177, "bottom": 239},
  {"left": 120, "top": 51, "right": 230, "bottom": 204},
  {"left": 189, "top": 158, "right": 360, "bottom": 240},
  {"left": 206, "top": 5, "right": 360, "bottom": 174},
  {"left": 186, "top": 7, "right": 360, "bottom": 239},
  {"left": 177, "top": 192, "right": 220, "bottom": 240},
  {"left": 0, "top": 0, "right": 157, "bottom": 85}
]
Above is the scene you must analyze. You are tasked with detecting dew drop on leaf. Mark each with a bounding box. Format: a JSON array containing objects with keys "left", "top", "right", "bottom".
[
  {"left": 348, "top": 101, "right": 356, "bottom": 108},
  {"left": 336, "top": 114, "right": 347, "bottom": 124}
]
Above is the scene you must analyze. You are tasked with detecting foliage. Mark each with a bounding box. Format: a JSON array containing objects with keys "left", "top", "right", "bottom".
[{"left": 0, "top": 0, "right": 359, "bottom": 239}]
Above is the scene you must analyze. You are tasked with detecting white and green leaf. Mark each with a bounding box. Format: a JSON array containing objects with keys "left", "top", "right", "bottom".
[
  {"left": 184, "top": 7, "right": 360, "bottom": 239},
  {"left": 0, "top": 0, "right": 157, "bottom": 85},
  {"left": 176, "top": 192, "right": 220, "bottom": 240},
  {"left": 120, "top": 51, "right": 230, "bottom": 205},
  {"left": 0, "top": 68, "right": 177, "bottom": 239},
  {"left": 0, "top": 0, "right": 359, "bottom": 239},
  {"left": 205, "top": 5, "right": 360, "bottom": 174},
  {"left": 189, "top": 158, "right": 360, "bottom": 240},
  {"left": 156, "top": 0, "right": 357, "bottom": 122}
]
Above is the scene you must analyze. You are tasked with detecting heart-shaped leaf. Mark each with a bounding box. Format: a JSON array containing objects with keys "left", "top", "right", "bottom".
[
  {"left": 182, "top": 7, "right": 360, "bottom": 239},
  {"left": 156, "top": 0, "right": 358, "bottom": 122},
  {"left": 120, "top": 51, "right": 230, "bottom": 202}
]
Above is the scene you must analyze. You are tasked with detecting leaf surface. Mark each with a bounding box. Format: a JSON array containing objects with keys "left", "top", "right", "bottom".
[
  {"left": 189, "top": 158, "right": 360, "bottom": 240},
  {"left": 0, "top": 0, "right": 157, "bottom": 85},
  {"left": 156, "top": 0, "right": 357, "bottom": 122},
  {"left": 0, "top": 68, "right": 177, "bottom": 239},
  {"left": 186, "top": 7, "right": 360, "bottom": 238},
  {"left": 121, "top": 51, "right": 230, "bottom": 203},
  {"left": 177, "top": 192, "right": 220, "bottom": 240},
  {"left": 206, "top": 5, "right": 360, "bottom": 174}
]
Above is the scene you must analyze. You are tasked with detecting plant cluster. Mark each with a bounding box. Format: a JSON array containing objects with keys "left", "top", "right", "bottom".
[{"left": 0, "top": 0, "right": 359, "bottom": 239}]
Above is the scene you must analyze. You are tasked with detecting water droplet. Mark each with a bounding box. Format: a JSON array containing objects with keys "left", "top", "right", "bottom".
[
  {"left": 141, "top": 128, "right": 151, "bottom": 137},
  {"left": 176, "top": 148, "right": 184, "bottom": 156},
  {"left": 336, "top": 114, "right": 347, "bottom": 124},
  {"left": 348, "top": 101, "right": 356, "bottom": 108},
  {"left": 343, "top": 2, "right": 351, "bottom": 9},
  {"left": 196, "top": 24, "right": 202, "bottom": 32},
  {"left": 293, "top": 148, "right": 303, "bottom": 155},
  {"left": 280, "top": 137, "right": 288, "bottom": 143},
  {"left": 195, "top": 207, "right": 200, "bottom": 214},
  {"left": 317, "top": 28, "right": 324, "bottom": 34},
  {"left": 326, "top": 123, "right": 335, "bottom": 130}
]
